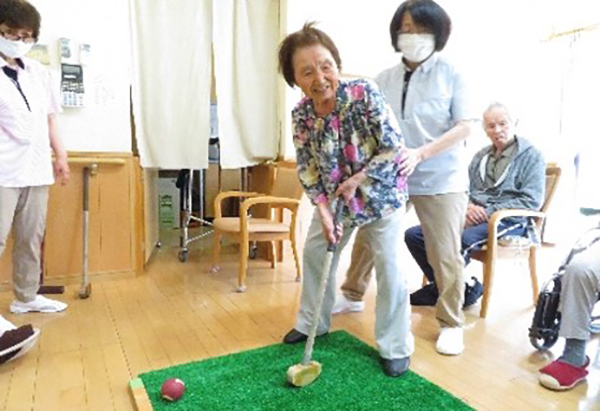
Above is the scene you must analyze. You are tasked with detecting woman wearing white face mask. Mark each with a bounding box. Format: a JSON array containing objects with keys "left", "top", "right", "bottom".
[
  {"left": 0, "top": 0, "right": 70, "bottom": 365},
  {"left": 333, "top": 0, "right": 479, "bottom": 357},
  {"left": 0, "top": 31, "right": 34, "bottom": 60}
]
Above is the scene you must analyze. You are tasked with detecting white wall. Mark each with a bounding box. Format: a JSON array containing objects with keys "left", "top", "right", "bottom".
[
  {"left": 281, "top": 0, "right": 400, "bottom": 158},
  {"left": 31, "top": 0, "right": 132, "bottom": 152},
  {"left": 280, "top": 0, "right": 600, "bottom": 239},
  {"left": 281, "top": 0, "right": 556, "bottom": 157},
  {"left": 281, "top": 0, "right": 600, "bottom": 160},
  {"left": 286, "top": 0, "right": 400, "bottom": 79}
]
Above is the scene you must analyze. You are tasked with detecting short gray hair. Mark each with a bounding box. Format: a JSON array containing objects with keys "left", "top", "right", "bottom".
[{"left": 483, "top": 102, "right": 513, "bottom": 119}]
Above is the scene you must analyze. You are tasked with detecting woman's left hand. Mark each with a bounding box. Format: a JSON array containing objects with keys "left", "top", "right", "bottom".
[
  {"left": 53, "top": 156, "right": 71, "bottom": 185},
  {"left": 399, "top": 148, "right": 423, "bottom": 177},
  {"left": 335, "top": 171, "right": 366, "bottom": 203}
]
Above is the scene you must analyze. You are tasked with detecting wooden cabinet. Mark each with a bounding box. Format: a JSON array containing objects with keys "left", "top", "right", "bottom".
[{"left": 0, "top": 152, "right": 145, "bottom": 287}]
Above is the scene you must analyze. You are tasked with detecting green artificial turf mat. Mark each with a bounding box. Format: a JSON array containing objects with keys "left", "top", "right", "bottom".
[{"left": 139, "top": 330, "right": 473, "bottom": 410}]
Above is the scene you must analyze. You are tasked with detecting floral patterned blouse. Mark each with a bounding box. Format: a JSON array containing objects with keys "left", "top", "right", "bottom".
[{"left": 292, "top": 79, "right": 408, "bottom": 227}]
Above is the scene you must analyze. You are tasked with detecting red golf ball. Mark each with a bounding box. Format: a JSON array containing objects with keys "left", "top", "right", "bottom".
[{"left": 161, "top": 378, "right": 186, "bottom": 401}]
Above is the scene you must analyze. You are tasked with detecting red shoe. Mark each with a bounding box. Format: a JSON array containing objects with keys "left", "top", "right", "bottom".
[{"left": 539, "top": 359, "right": 588, "bottom": 391}]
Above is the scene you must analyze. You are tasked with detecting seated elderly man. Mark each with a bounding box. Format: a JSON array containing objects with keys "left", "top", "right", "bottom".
[
  {"left": 539, "top": 224, "right": 600, "bottom": 391},
  {"left": 405, "top": 102, "right": 546, "bottom": 307},
  {"left": 334, "top": 102, "right": 546, "bottom": 318}
]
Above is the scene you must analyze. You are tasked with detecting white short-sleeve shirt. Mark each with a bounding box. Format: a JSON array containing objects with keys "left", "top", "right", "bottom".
[
  {"left": 375, "top": 53, "right": 478, "bottom": 196},
  {"left": 0, "top": 56, "right": 61, "bottom": 187}
]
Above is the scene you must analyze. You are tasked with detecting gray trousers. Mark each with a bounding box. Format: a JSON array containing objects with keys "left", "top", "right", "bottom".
[
  {"left": 0, "top": 186, "right": 49, "bottom": 302},
  {"left": 294, "top": 207, "right": 414, "bottom": 360},
  {"left": 559, "top": 240, "right": 600, "bottom": 340}
]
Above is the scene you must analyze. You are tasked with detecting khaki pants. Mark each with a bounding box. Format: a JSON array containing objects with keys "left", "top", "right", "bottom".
[
  {"left": 341, "top": 192, "right": 468, "bottom": 327},
  {"left": 0, "top": 186, "right": 49, "bottom": 302}
]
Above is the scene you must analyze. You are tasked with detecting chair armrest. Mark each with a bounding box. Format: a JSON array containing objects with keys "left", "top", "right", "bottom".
[
  {"left": 488, "top": 209, "right": 545, "bottom": 226},
  {"left": 486, "top": 209, "right": 546, "bottom": 254},
  {"left": 214, "top": 191, "right": 263, "bottom": 218},
  {"left": 227, "top": 196, "right": 301, "bottom": 241},
  {"left": 240, "top": 196, "right": 301, "bottom": 216}
]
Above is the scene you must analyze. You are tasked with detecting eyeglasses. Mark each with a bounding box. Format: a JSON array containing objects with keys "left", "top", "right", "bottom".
[{"left": 0, "top": 28, "right": 35, "bottom": 44}]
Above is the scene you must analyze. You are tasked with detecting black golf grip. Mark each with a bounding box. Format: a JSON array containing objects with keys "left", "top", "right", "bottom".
[
  {"left": 83, "top": 166, "right": 90, "bottom": 212},
  {"left": 327, "top": 199, "right": 345, "bottom": 252}
]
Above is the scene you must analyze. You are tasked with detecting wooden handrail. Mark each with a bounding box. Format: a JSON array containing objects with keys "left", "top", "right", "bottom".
[{"left": 68, "top": 157, "right": 126, "bottom": 165}]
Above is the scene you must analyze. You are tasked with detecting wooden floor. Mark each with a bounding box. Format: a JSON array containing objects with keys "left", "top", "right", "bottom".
[{"left": 0, "top": 226, "right": 599, "bottom": 411}]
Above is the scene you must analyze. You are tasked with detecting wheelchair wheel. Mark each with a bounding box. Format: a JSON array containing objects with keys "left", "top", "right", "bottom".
[
  {"left": 529, "top": 308, "right": 561, "bottom": 350},
  {"left": 529, "top": 307, "right": 561, "bottom": 350},
  {"left": 529, "top": 275, "right": 562, "bottom": 350},
  {"left": 529, "top": 331, "right": 559, "bottom": 351},
  {"left": 249, "top": 244, "right": 258, "bottom": 260},
  {"left": 178, "top": 249, "right": 188, "bottom": 263}
]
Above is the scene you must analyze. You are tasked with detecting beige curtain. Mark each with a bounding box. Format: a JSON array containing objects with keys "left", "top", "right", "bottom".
[
  {"left": 130, "top": 0, "right": 213, "bottom": 169},
  {"left": 213, "top": 0, "right": 280, "bottom": 169}
]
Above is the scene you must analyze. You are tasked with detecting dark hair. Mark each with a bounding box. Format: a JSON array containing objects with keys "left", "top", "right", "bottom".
[
  {"left": 389, "top": 0, "right": 451, "bottom": 52},
  {"left": 0, "top": 0, "right": 41, "bottom": 40},
  {"left": 278, "top": 22, "right": 342, "bottom": 88}
]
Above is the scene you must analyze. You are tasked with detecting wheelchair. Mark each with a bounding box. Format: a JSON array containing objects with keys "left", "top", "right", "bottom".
[
  {"left": 529, "top": 273, "right": 600, "bottom": 350},
  {"left": 529, "top": 225, "right": 600, "bottom": 350}
]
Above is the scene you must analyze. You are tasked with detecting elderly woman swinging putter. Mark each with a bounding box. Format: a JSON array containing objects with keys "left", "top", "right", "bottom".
[{"left": 278, "top": 22, "right": 414, "bottom": 378}]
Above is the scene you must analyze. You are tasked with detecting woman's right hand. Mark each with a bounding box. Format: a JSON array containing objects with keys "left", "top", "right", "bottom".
[{"left": 317, "top": 203, "right": 343, "bottom": 244}]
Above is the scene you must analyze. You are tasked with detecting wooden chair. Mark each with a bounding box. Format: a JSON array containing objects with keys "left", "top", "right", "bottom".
[
  {"left": 210, "top": 161, "right": 303, "bottom": 292},
  {"left": 471, "top": 164, "right": 562, "bottom": 317}
]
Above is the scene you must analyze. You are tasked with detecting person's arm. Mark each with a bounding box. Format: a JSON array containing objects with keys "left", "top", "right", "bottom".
[
  {"left": 401, "top": 62, "right": 477, "bottom": 176},
  {"left": 48, "top": 114, "right": 70, "bottom": 185},
  {"left": 316, "top": 201, "right": 341, "bottom": 244},
  {"left": 465, "top": 203, "right": 488, "bottom": 227},
  {"left": 357, "top": 82, "right": 405, "bottom": 181},
  {"left": 292, "top": 109, "right": 341, "bottom": 243},
  {"left": 335, "top": 170, "right": 367, "bottom": 204},
  {"left": 400, "top": 120, "right": 472, "bottom": 176},
  {"left": 292, "top": 110, "right": 327, "bottom": 204},
  {"left": 485, "top": 150, "right": 546, "bottom": 215},
  {"left": 465, "top": 151, "right": 488, "bottom": 227},
  {"left": 335, "top": 82, "right": 405, "bottom": 203}
]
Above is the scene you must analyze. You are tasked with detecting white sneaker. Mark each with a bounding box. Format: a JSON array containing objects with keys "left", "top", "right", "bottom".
[
  {"left": 436, "top": 327, "right": 464, "bottom": 355},
  {"left": 332, "top": 295, "right": 365, "bottom": 315},
  {"left": 10, "top": 296, "right": 68, "bottom": 314},
  {"left": 0, "top": 315, "right": 17, "bottom": 333}
]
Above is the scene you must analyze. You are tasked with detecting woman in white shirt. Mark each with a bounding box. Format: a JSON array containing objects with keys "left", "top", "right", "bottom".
[{"left": 335, "top": 0, "right": 478, "bottom": 356}]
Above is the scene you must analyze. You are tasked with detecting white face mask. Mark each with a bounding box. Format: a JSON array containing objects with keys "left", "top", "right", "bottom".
[
  {"left": 0, "top": 36, "right": 34, "bottom": 59},
  {"left": 396, "top": 33, "right": 435, "bottom": 63}
]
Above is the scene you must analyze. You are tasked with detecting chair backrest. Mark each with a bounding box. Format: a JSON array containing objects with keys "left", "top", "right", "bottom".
[
  {"left": 270, "top": 162, "right": 304, "bottom": 200},
  {"left": 541, "top": 164, "right": 561, "bottom": 213}
]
